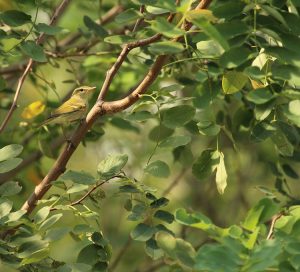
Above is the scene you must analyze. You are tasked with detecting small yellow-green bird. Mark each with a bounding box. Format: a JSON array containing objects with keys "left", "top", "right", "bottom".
[{"left": 40, "top": 86, "right": 96, "bottom": 126}]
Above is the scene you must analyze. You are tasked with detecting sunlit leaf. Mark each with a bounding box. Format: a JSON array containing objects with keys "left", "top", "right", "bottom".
[{"left": 21, "top": 101, "right": 45, "bottom": 119}]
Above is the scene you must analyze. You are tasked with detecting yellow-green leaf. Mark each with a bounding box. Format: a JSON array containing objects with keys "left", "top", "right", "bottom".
[
  {"left": 222, "top": 71, "right": 248, "bottom": 94},
  {"left": 21, "top": 101, "right": 45, "bottom": 119},
  {"left": 215, "top": 151, "right": 227, "bottom": 194}
]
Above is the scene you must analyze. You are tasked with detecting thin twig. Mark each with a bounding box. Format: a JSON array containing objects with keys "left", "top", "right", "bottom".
[
  {"left": 0, "top": 0, "right": 72, "bottom": 134},
  {"left": 49, "top": 181, "right": 106, "bottom": 211},
  {"left": 266, "top": 214, "right": 282, "bottom": 240},
  {"left": 132, "top": 5, "right": 145, "bottom": 33}
]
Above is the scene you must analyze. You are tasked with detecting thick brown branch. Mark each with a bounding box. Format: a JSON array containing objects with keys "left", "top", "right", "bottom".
[
  {"left": 20, "top": 0, "right": 213, "bottom": 216},
  {"left": 0, "top": 0, "right": 72, "bottom": 134}
]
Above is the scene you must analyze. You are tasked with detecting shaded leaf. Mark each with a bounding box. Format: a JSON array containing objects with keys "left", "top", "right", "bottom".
[
  {"left": 0, "top": 10, "right": 31, "bottom": 27},
  {"left": 21, "top": 41, "right": 47, "bottom": 62},
  {"left": 97, "top": 154, "right": 128, "bottom": 179},
  {"left": 222, "top": 71, "right": 248, "bottom": 94},
  {"left": 144, "top": 160, "right": 170, "bottom": 178},
  {"left": 131, "top": 223, "right": 155, "bottom": 241},
  {"left": 0, "top": 144, "right": 23, "bottom": 162},
  {"left": 192, "top": 149, "right": 220, "bottom": 180}
]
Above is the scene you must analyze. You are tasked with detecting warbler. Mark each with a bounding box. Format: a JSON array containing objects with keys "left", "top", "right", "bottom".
[{"left": 40, "top": 86, "right": 96, "bottom": 127}]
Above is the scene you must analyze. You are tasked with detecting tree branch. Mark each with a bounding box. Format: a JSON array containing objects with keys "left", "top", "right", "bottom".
[
  {"left": 20, "top": 0, "right": 213, "bottom": 215},
  {"left": 266, "top": 214, "right": 282, "bottom": 240},
  {"left": 0, "top": 0, "right": 72, "bottom": 134}
]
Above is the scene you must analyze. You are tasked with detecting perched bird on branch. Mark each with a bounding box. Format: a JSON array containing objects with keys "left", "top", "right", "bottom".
[{"left": 39, "top": 86, "right": 96, "bottom": 127}]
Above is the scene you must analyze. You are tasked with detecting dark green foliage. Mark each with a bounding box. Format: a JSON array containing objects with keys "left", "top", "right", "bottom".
[{"left": 1, "top": 0, "right": 300, "bottom": 271}]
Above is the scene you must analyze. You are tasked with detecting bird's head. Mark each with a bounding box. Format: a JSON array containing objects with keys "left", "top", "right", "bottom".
[{"left": 72, "top": 86, "right": 96, "bottom": 98}]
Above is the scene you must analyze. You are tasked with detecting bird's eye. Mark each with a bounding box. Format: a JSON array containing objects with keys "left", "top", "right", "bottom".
[{"left": 80, "top": 89, "right": 84, "bottom": 92}]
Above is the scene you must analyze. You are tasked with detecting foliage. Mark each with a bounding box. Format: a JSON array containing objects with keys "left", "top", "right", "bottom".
[{"left": 0, "top": 0, "right": 300, "bottom": 271}]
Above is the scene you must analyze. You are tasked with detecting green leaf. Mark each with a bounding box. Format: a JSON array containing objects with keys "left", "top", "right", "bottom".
[
  {"left": 215, "top": 21, "right": 249, "bottom": 39},
  {"left": 45, "top": 227, "right": 71, "bottom": 241},
  {"left": 289, "top": 100, "right": 300, "bottom": 116},
  {"left": 272, "top": 64, "right": 300, "bottom": 87},
  {"left": 246, "top": 88, "right": 275, "bottom": 104},
  {"left": 0, "top": 10, "right": 31, "bottom": 27},
  {"left": 21, "top": 41, "right": 47, "bottom": 62},
  {"left": 222, "top": 71, "right": 248, "bottom": 94},
  {"left": 220, "top": 47, "right": 252, "bottom": 68},
  {"left": 83, "top": 16, "right": 108, "bottom": 37},
  {"left": 66, "top": 183, "right": 89, "bottom": 194},
  {"left": 154, "top": 210, "right": 174, "bottom": 224},
  {"left": 188, "top": 14, "right": 229, "bottom": 51},
  {"left": 155, "top": 231, "right": 176, "bottom": 259},
  {"left": 39, "top": 213, "right": 63, "bottom": 231},
  {"left": 251, "top": 122, "right": 276, "bottom": 142},
  {"left": 148, "top": 41, "right": 185, "bottom": 54},
  {"left": 77, "top": 244, "right": 100, "bottom": 266},
  {"left": 282, "top": 164, "right": 299, "bottom": 179},
  {"left": 149, "top": 125, "right": 174, "bottom": 142},
  {"left": 0, "top": 158, "right": 22, "bottom": 173},
  {"left": 0, "top": 144, "right": 23, "bottom": 161},
  {"left": 35, "top": 23, "right": 62, "bottom": 35},
  {"left": 212, "top": 2, "right": 245, "bottom": 20},
  {"left": 196, "top": 40, "right": 224, "bottom": 58},
  {"left": 271, "top": 129, "right": 294, "bottom": 157},
  {"left": 34, "top": 206, "right": 50, "bottom": 224},
  {"left": 261, "top": 5, "right": 288, "bottom": 29},
  {"left": 17, "top": 240, "right": 49, "bottom": 259},
  {"left": 175, "top": 238, "right": 196, "bottom": 268},
  {"left": 104, "top": 35, "right": 136, "bottom": 44},
  {"left": 150, "top": 197, "right": 169, "bottom": 209},
  {"left": 215, "top": 151, "right": 227, "bottom": 195},
  {"left": 162, "top": 105, "right": 195, "bottom": 128},
  {"left": 197, "top": 121, "right": 220, "bottom": 136},
  {"left": 0, "top": 199, "right": 13, "bottom": 219},
  {"left": 61, "top": 170, "right": 96, "bottom": 185},
  {"left": 150, "top": 17, "right": 185, "bottom": 38},
  {"left": 0, "top": 181, "right": 22, "bottom": 196},
  {"left": 21, "top": 248, "right": 50, "bottom": 265},
  {"left": 175, "top": 208, "right": 213, "bottom": 231},
  {"left": 159, "top": 135, "right": 191, "bottom": 148},
  {"left": 145, "top": 238, "right": 164, "bottom": 260},
  {"left": 6, "top": 210, "right": 26, "bottom": 224},
  {"left": 119, "top": 184, "right": 140, "bottom": 194},
  {"left": 144, "top": 160, "right": 170, "bottom": 178},
  {"left": 244, "top": 240, "right": 281, "bottom": 272},
  {"left": 195, "top": 243, "right": 241, "bottom": 271},
  {"left": 115, "top": 8, "right": 142, "bottom": 24},
  {"left": 131, "top": 223, "right": 155, "bottom": 241},
  {"left": 243, "top": 198, "right": 279, "bottom": 231},
  {"left": 192, "top": 149, "right": 220, "bottom": 180},
  {"left": 126, "top": 111, "right": 153, "bottom": 121},
  {"left": 156, "top": 231, "right": 196, "bottom": 267},
  {"left": 97, "top": 154, "right": 128, "bottom": 179}
]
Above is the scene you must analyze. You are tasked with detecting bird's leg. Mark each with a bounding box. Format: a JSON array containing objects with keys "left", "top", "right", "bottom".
[{"left": 60, "top": 125, "right": 75, "bottom": 149}]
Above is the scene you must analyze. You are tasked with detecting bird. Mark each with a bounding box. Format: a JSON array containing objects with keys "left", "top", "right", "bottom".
[{"left": 39, "top": 86, "right": 96, "bottom": 127}]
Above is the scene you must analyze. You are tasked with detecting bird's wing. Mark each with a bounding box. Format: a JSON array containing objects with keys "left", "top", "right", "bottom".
[{"left": 50, "top": 98, "right": 86, "bottom": 118}]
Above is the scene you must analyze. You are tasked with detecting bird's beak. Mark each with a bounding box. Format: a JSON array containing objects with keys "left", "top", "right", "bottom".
[{"left": 88, "top": 86, "right": 96, "bottom": 92}]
